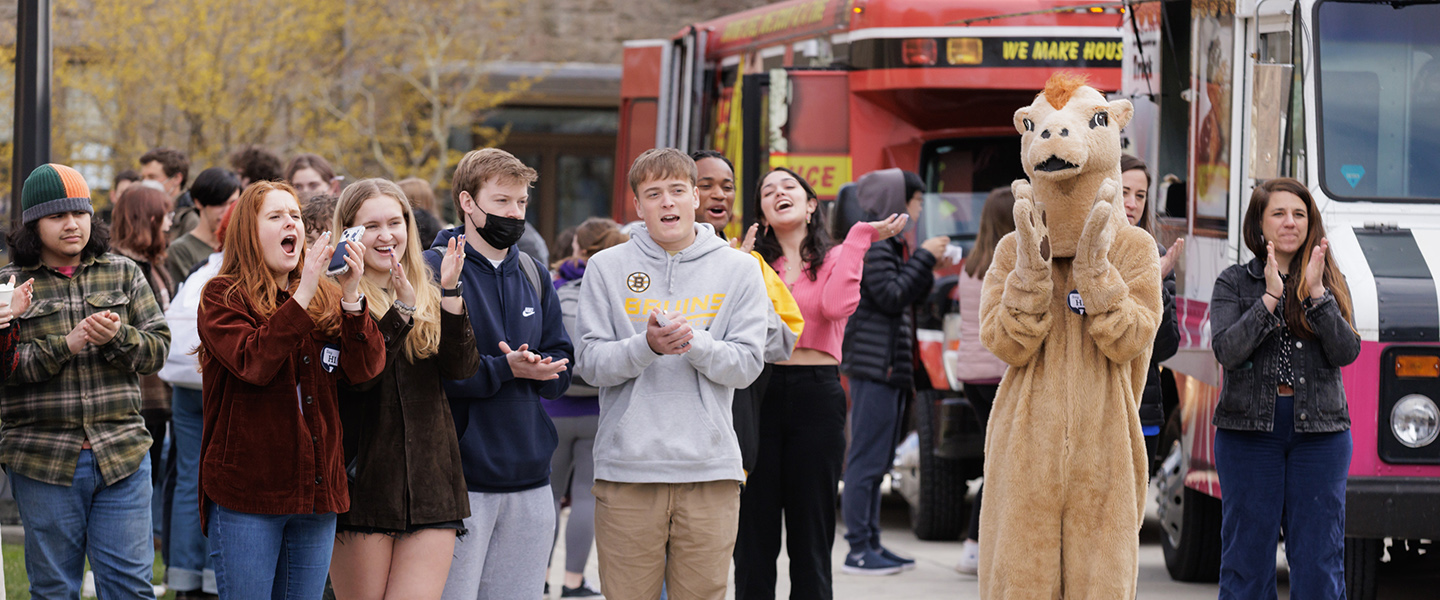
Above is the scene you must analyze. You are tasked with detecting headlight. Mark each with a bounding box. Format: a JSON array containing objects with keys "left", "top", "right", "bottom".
[{"left": 1391, "top": 394, "right": 1440, "bottom": 448}]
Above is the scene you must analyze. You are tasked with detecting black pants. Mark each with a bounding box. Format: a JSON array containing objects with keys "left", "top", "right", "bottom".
[
  {"left": 963, "top": 383, "right": 998, "bottom": 542},
  {"left": 734, "top": 365, "right": 847, "bottom": 600}
]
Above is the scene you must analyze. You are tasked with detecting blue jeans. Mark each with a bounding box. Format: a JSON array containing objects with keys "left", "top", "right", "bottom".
[
  {"left": 9, "top": 450, "right": 156, "bottom": 600},
  {"left": 168, "top": 387, "right": 214, "bottom": 593},
  {"left": 841, "top": 378, "right": 907, "bottom": 555},
  {"left": 1215, "top": 395, "right": 1351, "bottom": 600},
  {"left": 207, "top": 504, "right": 337, "bottom": 600}
]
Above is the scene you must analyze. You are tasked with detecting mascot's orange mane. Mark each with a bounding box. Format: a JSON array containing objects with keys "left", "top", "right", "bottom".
[{"left": 1042, "top": 71, "right": 1092, "bottom": 110}]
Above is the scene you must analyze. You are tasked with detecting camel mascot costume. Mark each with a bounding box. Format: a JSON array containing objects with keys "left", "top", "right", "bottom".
[{"left": 978, "top": 72, "right": 1162, "bottom": 598}]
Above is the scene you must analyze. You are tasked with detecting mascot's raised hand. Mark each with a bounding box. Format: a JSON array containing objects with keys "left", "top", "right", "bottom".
[
  {"left": 1011, "top": 179, "right": 1051, "bottom": 273},
  {"left": 1002, "top": 178, "right": 1054, "bottom": 316},
  {"left": 1075, "top": 178, "right": 1122, "bottom": 280}
]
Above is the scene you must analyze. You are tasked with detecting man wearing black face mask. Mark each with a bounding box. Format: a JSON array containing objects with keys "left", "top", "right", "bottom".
[{"left": 424, "top": 148, "right": 575, "bottom": 600}]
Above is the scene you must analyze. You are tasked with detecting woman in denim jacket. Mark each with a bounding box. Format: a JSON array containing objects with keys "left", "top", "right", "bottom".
[{"left": 1210, "top": 178, "right": 1360, "bottom": 599}]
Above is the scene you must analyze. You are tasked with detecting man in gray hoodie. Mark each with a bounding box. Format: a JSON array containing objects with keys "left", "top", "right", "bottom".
[{"left": 575, "top": 148, "right": 769, "bottom": 600}]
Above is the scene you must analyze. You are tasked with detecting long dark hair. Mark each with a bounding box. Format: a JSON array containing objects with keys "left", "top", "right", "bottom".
[
  {"left": 1241, "top": 178, "right": 1355, "bottom": 338},
  {"left": 965, "top": 188, "right": 1016, "bottom": 278},
  {"left": 753, "top": 167, "right": 832, "bottom": 281},
  {"left": 6, "top": 215, "right": 111, "bottom": 268}
]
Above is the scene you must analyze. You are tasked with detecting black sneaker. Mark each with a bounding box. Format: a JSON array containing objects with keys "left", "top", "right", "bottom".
[
  {"left": 878, "top": 545, "right": 917, "bottom": 571},
  {"left": 840, "top": 549, "right": 904, "bottom": 576},
  {"left": 544, "top": 582, "right": 550, "bottom": 597},
  {"left": 560, "top": 580, "right": 604, "bottom": 598}
]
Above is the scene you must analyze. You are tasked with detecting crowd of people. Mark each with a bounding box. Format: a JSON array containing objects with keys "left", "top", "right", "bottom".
[{"left": 0, "top": 138, "right": 1357, "bottom": 600}]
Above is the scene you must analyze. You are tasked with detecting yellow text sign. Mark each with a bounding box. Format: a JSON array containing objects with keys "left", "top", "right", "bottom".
[{"left": 768, "top": 154, "right": 853, "bottom": 199}]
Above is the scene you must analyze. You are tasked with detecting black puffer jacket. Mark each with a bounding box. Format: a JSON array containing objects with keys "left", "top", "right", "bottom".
[
  {"left": 841, "top": 240, "right": 936, "bottom": 387},
  {"left": 840, "top": 168, "right": 936, "bottom": 388},
  {"left": 1141, "top": 242, "right": 1180, "bottom": 429}
]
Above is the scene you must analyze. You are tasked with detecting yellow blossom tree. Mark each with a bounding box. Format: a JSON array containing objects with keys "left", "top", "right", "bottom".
[
  {"left": 44, "top": 0, "right": 531, "bottom": 192},
  {"left": 311, "top": 0, "right": 534, "bottom": 188}
]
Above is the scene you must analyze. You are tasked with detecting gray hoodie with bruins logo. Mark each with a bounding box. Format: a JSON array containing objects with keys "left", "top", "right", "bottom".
[{"left": 574, "top": 222, "right": 768, "bottom": 484}]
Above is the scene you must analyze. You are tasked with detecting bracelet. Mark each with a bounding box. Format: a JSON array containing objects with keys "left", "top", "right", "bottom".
[
  {"left": 392, "top": 299, "right": 417, "bottom": 317},
  {"left": 1265, "top": 291, "right": 1283, "bottom": 302},
  {"left": 441, "top": 285, "right": 462, "bottom": 298},
  {"left": 340, "top": 294, "right": 365, "bottom": 313}
]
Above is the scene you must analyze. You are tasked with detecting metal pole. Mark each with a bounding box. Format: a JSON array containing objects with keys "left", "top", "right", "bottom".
[{"left": 11, "top": 0, "right": 53, "bottom": 231}]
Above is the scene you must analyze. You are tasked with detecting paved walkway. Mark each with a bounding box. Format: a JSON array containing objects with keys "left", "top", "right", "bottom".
[{"left": 547, "top": 484, "right": 1440, "bottom": 599}]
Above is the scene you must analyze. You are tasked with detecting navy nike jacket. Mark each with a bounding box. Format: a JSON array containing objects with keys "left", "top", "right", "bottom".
[{"left": 426, "top": 227, "right": 573, "bottom": 493}]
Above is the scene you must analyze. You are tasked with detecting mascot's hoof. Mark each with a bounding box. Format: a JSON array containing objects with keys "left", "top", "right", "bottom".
[{"left": 1096, "top": 178, "right": 1122, "bottom": 205}]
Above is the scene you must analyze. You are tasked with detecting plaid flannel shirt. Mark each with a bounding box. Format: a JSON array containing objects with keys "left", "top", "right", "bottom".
[{"left": 0, "top": 253, "right": 171, "bottom": 486}]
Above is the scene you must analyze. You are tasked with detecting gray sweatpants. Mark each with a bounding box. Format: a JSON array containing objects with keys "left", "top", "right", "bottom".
[
  {"left": 549, "top": 414, "right": 599, "bottom": 575},
  {"left": 440, "top": 486, "right": 555, "bottom": 600}
]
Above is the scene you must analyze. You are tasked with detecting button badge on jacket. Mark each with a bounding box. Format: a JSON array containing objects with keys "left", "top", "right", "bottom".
[{"left": 321, "top": 344, "right": 341, "bottom": 373}]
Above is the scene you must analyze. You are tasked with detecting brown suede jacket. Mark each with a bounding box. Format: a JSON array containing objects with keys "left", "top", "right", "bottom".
[
  {"left": 338, "top": 305, "right": 481, "bottom": 531},
  {"left": 197, "top": 278, "right": 385, "bottom": 529}
]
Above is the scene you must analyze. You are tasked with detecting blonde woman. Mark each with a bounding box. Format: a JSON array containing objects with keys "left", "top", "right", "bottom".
[{"left": 327, "top": 179, "right": 480, "bottom": 600}]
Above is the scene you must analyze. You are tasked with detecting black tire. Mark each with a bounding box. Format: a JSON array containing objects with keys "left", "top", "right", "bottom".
[
  {"left": 1156, "top": 412, "right": 1222, "bottom": 582},
  {"left": 909, "top": 390, "right": 964, "bottom": 541},
  {"left": 1344, "top": 537, "right": 1381, "bottom": 600}
]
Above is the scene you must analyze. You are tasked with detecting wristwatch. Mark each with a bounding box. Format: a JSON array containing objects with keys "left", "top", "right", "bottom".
[
  {"left": 340, "top": 294, "right": 365, "bottom": 313},
  {"left": 441, "top": 285, "right": 462, "bottom": 297}
]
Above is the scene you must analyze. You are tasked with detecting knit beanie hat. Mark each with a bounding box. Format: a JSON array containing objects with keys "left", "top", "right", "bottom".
[{"left": 22, "top": 164, "right": 93, "bottom": 224}]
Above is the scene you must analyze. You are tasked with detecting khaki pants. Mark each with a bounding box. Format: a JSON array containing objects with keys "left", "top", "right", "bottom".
[{"left": 592, "top": 480, "right": 741, "bottom": 600}]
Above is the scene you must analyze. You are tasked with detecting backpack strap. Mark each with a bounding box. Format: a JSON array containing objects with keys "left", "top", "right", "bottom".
[{"left": 516, "top": 250, "right": 544, "bottom": 300}]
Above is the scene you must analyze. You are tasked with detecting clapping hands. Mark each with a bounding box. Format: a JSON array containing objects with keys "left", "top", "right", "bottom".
[
  {"left": 499, "top": 341, "right": 569, "bottom": 381},
  {"left": 1304, "top": 238, "right": 1330, "bottom": 299},
  {"left": 65, "top": 310, "right": 122, "bottom": 354},
  {"left": 0, "top": 276, "right": 35, "bottom": 330}
]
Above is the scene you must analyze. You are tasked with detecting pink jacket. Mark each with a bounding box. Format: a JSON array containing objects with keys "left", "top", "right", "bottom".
[{"left": 954, "top": 269, "right": 1008, "bottom": 383}]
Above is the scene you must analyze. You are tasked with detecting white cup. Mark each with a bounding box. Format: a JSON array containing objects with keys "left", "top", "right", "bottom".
[{"left": 0, "top": 284, "right": 13, "bottom": 308}]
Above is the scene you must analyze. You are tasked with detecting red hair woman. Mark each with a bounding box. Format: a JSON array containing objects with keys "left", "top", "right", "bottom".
[{"left": 196, "top": 180, "right": 385, "bottom": 598}]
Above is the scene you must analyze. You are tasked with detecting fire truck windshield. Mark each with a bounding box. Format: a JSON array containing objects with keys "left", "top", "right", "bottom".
[
  {"left": 918, "top": 136, "right": 1026, "bottom": 249},
  {"left": 1317, "top": 0, "right": 1440, "bottom": 201}
]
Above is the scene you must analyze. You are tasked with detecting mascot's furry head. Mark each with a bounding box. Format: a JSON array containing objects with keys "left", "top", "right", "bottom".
[{"left": 1013, "top": 72, "right": 1133, "bottom": 258}]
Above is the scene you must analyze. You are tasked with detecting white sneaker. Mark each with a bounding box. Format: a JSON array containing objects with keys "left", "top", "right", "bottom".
[
  {"left": 80, "top": 569, "right": 165, "bottom": 597},
  {"left": 954, "top": 539, "right": 979, "bottom": 575}
]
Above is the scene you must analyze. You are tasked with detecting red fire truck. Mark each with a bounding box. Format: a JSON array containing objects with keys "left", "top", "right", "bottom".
[{"left": 614, "top": 0, "right": 1125, "bottom": 539}]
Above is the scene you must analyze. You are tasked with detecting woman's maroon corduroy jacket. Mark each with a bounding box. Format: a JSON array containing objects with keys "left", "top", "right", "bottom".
[{"left": 196, "top": 277, "right": 385, "bottom": 530}]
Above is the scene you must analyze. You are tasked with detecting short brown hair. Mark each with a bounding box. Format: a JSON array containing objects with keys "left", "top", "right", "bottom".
[
  {"left": 450, "top": 148, "right": 538, "bottom": 218},
  {"left": 301, "top": 194, "right": 339, "bottom": 240},
  {"left": 286, "top": 153, "right": 336, "bottom": 183},
  {"left": 628, "top": 148, "right": 697, "bottom": 197},
  {"left": 230, "top": 145, "right": 284, "bottom": 183},
  {"left": 140, "top": 147, "right": 190, "bottom": 188},
  {"left": 113, "top": 169, "right": 140, "bottom": 191},
  {"left": 398, "top": 177, "right": 437, "bottom": 213}
]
